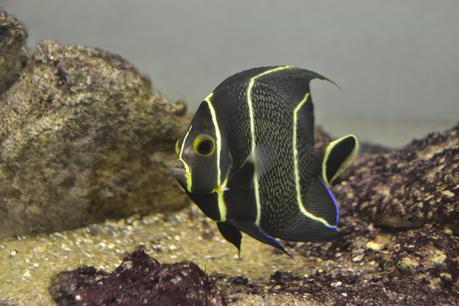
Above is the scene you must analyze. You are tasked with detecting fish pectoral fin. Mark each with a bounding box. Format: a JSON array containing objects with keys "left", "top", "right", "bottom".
[
  {"left": 227, "top": 156, "right": 255, "bottom": 190},
  {"left": 228, "top": 219, "right": 291, "bottom": 257},
  {"left": 228, "top": 143, "right": 276, "bottom": 190},
  {"left": 322, "top": 134, "right": 359, "bottom": 185},
  {"left": 216, "top": 221, "right": 242, "bottom": 256}
]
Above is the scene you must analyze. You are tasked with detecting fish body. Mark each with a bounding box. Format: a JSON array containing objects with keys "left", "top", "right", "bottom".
[{"left": 172, "top": 66, "right": 358, "bottom": 254}]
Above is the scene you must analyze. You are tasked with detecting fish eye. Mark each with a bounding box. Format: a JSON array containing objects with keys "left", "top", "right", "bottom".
[
  {"left": 193, "top": 134, "right": 215, "bottom": 157},
  {"left": 175, "top": 139, "right": 180, "bottom": 154}
]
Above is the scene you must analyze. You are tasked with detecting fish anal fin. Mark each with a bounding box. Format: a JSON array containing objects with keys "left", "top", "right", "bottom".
[
  {"left": 216, "top": 221, "right": 242, "bottom": 256},
  {"left": 228, "top": 219, "right": 291, "bottom": 257},
  {"left": 277, "top": 176, "right": 339, "bottom": 242},
  {"left": 277, "top": 211, "right": 339, "bottom": 242},
  {"left": 322, "top": 134, "right": 359, "bottom": 185}
]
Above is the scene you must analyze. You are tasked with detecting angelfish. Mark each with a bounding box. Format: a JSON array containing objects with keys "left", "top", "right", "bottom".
[{"left": 171, "top": 66, "right": 358, "bottom": 255}]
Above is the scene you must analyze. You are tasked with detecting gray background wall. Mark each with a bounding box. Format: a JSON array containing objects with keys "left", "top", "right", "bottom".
[{"left": 1, "top": 0, "right": 458, "bottom": 146}]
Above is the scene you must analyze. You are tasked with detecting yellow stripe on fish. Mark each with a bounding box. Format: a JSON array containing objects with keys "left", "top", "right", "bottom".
[
  {"left": 246, "top": 65, "right": 291, "bottom": 226},
  {"left": 204, "top": 92, "right": 228, "bottom": 222},
  {"left": 293, "top": 93, "right": 336, "bottom": 228},
  {"left": 178, "top": 124, "right": 193, "bottom": 192}
]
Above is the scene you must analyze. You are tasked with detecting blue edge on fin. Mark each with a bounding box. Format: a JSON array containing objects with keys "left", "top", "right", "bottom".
[
  {"left": 319, "top": 177, "right": 340, "bottom": 226},
  {"left": 229, "top": 219, "right": 291, "bottom": 256},
  {"left": 226, "top": 178, "right": 339, "bottom": 257},
  {"left": 255, "top": 227, "right": 291, "bottom": 258},
  {"left": 259, "top": 228, "right": 283, "bottom": 249}
]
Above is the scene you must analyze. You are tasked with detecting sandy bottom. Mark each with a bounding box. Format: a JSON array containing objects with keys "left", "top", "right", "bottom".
[{"left": 0, "top": 206, "right": 319, "bottom": 305}]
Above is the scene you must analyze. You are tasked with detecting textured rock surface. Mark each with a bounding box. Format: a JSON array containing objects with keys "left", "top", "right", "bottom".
[
  {"left": 0, "top": 40, "right": 188, "bottom": 238},
  {"left": 0, "top": 206, "right": 457, "bottom": 305},
  {"left": 50, "top": 250, "right": 225, "bottom": 306},
  {"left": 259, "top": 223, "right": 459, "bottom": 305},
  {"left": 0, "top": 10, "right": 28, "bottom": 95},
  {"left": 334, "top": 123, "right": 459, "bottom": 229},
  {"left": 0, "top": 208, "right": 319, "bottom": 305}
]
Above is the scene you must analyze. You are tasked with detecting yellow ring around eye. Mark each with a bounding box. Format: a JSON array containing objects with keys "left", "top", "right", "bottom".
[
  {"left": 175, "top": 139, "right": 180, "bottom": 154},
  {"left": 192, "top": 134, "right": 216, "bottom": 157}
]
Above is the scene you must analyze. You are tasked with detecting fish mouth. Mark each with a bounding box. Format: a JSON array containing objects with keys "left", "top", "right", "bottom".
[
  {"left": 170, "top": 161, "right": 220, "bottom": 195},
  {"left": 170, "top": 166, "right": 188, "bottom": 190},
  {"left": 170, "top": 167, "right": 186, "bottom": 178},
  {"left": 170, "top": 166, "right": 217, "bottom": 195}
]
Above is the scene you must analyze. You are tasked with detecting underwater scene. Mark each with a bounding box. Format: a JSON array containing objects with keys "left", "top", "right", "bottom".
[{"left": 0, "top": 1, "right": 458, "bottom": 305}]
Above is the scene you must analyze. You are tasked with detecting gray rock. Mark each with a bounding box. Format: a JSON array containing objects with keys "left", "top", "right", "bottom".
[
  {"left": 0, "top": 10, "right": 28, "bottom": 96},
  {"left": 0, "top": 40, "right": 188, "bottom": 238},
  {"left": 335, "top": 123, "right": 459, "bottom": 229}
]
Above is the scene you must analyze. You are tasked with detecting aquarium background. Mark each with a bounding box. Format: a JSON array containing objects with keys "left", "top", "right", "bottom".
[{"left": 2, "top": 0, "right": 458, "bottom": 146}]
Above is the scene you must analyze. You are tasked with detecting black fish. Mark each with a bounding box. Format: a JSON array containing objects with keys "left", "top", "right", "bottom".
[{"left": 171, "top": 66, "right": 358, "bottom": 255}]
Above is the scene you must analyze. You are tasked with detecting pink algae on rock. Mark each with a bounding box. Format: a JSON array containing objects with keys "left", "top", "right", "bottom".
[{"left": 50, "top": 250, "right": 226, "bottom": 306}]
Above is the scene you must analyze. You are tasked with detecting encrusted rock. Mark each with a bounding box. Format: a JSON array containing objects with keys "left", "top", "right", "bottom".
[
  {"left": 249, "top": 224, "right": 459, "bottom": 305},
  {"left": 396, "top": 255, "right": 419, "bottom": 274},
  {"left": 0, "top": 10, "right": 28, "bottom": 95},
  {"left": 314, "top": 126, "right": 390, "bottom": 155},
  {"left": 335, "top": 123, "right": 459, "bottom": 229},
  {"left": 387, "top": 225, "right": 458, "bottom": 284},
  {"left": 50, "top": 250, "right": 225, "bottom": 306},
  {"left": 0, "top": 40, "right": 188, "bottom": 237},
  {"left": 314, "top": 126, "right": 333, "bottom": 152}
]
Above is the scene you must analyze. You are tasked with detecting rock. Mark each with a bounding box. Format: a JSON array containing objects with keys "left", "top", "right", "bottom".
[
  {"left": 1, "top": 206, "right": 457, "bottom": 306},
  {"left": 0, "top": 10, "right": 28, "bottom": 95},
  {"left": 314, "top": 126, "right": 391, "bottom": 155},
  {"left": 396, "top": 255, "right": 419, "bottom": 274},
  {"left": 0, "top": 299, "right": 17, "bottom": 306},
  {"left": 314, "top": 126, "right": 333, "bottom": 152},
  {"left": 0, "top": 40, "right": 188, "bottom": 238},
  {"left": 49, "top": 250, "right": 226, "bottom": 306},
  {"left": 171, "top": 99, "right": 188, "bottom": 117},
  {"left": 386, "top": 224, "right": 457, "bottom": 282},
  {"left": 335, "top": 123, "right": 459, "bottom": 229},
  {"left": 366, "top": 241, "right": 383, "bottom": 251},
  {"left": 255, "top": 224, "right": 459, "bottom": 305}
]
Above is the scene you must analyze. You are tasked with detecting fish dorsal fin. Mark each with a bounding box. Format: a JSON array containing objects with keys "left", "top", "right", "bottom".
[
  {"left": 322, "top": 134, "right": 359, "bottom": 186},
  {"left": 253, "top": 67, "right": 336, "bottom": 146}
]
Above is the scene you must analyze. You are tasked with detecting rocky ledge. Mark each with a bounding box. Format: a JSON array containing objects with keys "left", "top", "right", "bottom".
[
  {"left": 50, "top": 250, "right": 225, "bottom": 306},
  {"left": 0, "top": 11, "right": 189, "bottom": 238},
  {"left": 335, "top": 124, "right": 458, "bottom": 229},
  {"left": 0, "top": 10, "right": 28, "bottom": 95}
]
